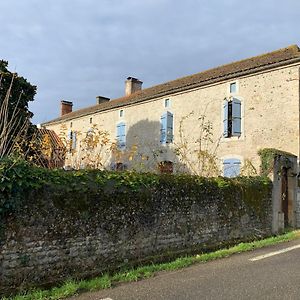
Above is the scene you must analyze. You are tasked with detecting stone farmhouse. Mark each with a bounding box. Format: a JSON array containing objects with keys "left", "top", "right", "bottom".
[{"left": 42, "top": 45, "right": 300, "bottom": 177}]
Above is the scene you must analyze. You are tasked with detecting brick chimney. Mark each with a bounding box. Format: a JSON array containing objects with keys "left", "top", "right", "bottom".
[
  {"left": 60, "top": 100, "right": 73, "bottom": 116},
  {"left": 125, "top": 77, "right": 143, "bottom": 96},
  {"left": 96, "top": 96, "right": 110, "bottom": 104}
]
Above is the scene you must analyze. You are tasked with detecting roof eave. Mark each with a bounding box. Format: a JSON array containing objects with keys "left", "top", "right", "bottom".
[{"left": 42, "top": 55, "right": 300, "bottom": 127}]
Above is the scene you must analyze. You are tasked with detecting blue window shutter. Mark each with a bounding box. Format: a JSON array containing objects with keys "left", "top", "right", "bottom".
[
  {"left": 121, "top": 123, "right": 126, "bottom": 148},
  {"left": 166, "top": 112, "right": 173, "bottom": 143},
  {"left": 117, "top": 122, "right": 126, "bottom": 149},
  {"left": 72, "top": 132, "right": 77, "bottom": 149},
  {"left": 223, "top": 101, "right": 229, "bottom": 137},
  {"left": 160, "top": 113, "right": 167, "bottom": 143},
  {"left": 232, "top": 98, "right": 241, "bottom": 136},
  {"left": 223, "top": 158, "right": 241, "bottom": 177}
]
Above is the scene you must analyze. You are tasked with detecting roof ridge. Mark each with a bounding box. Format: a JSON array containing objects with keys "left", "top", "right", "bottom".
[{"left": 43, "top": 44, "right": 300, "bottom": 125}]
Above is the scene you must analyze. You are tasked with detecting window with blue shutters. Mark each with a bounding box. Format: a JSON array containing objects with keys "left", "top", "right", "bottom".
[
  {"left": 223, "top": 158, "right": 241, "bottom": 177},
  {"left": 67, "top": 130, "right": 77, "bottom": 151},
  {"left": 160, "top": 112, "right": 173, "bottom": 143},
  {"left": 116, "top": 122, "right": 126, "bottom": 149},
  {"left": 223, "top": 98, "right": 241, "bottom": 137}
]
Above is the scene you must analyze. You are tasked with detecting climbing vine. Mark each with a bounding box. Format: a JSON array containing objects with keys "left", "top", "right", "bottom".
[
  {"left": 0, "top": 157, "right": 272, "bottom": 228},
  {"left": 258, "top": 148, "right": 294, "bottom": 176}
]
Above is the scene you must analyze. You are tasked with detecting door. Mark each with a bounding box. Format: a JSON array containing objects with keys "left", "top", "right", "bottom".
[{"left": 281, "top": 167, "right": 289, "bottom": 227}]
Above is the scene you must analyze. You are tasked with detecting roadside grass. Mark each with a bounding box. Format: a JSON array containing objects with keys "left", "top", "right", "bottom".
[{"left": 3, "top": 230, "right": 300, "bottom": 300}]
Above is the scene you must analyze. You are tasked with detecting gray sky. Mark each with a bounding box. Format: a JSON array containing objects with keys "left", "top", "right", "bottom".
[{"left": 1, "top": 0, "right": 300, "bottom": 124}]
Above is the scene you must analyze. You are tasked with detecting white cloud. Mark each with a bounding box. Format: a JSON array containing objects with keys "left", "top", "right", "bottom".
[{"left": 1, "top": 0, "right": 300, "bottom": 123}]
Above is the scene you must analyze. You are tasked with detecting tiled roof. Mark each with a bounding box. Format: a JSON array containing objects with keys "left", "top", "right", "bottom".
[
  {"left": 43, "top": 45, "right": 300, "bottom": 125},
  {"left": 38, "top": 128, "right": 65, "bottom": 149}
]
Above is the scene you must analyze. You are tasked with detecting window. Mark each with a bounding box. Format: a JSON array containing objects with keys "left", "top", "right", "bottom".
[
  {"left": 160, "top": 112, "right": 173, "bottom": 143},
  {"left": 70, "top": 122, "right": 73, "bottom": 128},
  {"left": 164, "top": 99, "right": 170, "bottom": 108},
  {"left": 119, "top": 109, "right": 124, "bottom": 118},
  {"left": 223, "top": 158, "right": 241, "bottom": 177},
  {"left": 230, "top": 82, "right": 237, "bottom": 94},
  {"left": 223, "top": 98, "right": 241, "bottom": 137},
  {"left": 89, "top": 117, "right": 93, "bottom": 124},
  {"left": 116, "top": 122, "right": 126, "bottom": 149},
  {"left": 111, "top": 162, "right": 127, "bottom": 171},
  {"left": 67, "top": 130, "right": 77, "bottom": 150},
  {"left": 158, "top": 161, "right": 173, "bottom": 174}
]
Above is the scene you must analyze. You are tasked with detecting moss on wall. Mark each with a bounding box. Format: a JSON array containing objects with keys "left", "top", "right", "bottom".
[
  {"left": 258, "top": 148, "right": 295, "bottom": 176},
  {"left": 0, "top": 158, "right": 272, "bottom": 294},
  {"left": 0, "top": 158, "right": 272, "bottom": 228}
]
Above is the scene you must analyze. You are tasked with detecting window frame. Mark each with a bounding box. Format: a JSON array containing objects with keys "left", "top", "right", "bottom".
[
  {"left": 222, "top": 96, "right": 243, "bottom": 140},
  {"left": 164, "top": 98, "right": 171, "bottom": 108},
  {"left": 160, "top": 111, "right": 174, "bottom": 144},
  {"left": 222, "top": 157, "right": 242, "bottom": 178},
  {"left": 67, "top": 130, "right": 77, "bottom": 151},
  {"left": 229, "top": 81, "right": 238, "bottom": 94},
  {"left": 116, "top": 122, "right": 126, "bottom": 150}
]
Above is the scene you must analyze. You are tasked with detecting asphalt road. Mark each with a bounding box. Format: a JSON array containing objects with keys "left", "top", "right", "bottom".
[{"left": 69, "top": 238, "right": 300, "bottom": 300}]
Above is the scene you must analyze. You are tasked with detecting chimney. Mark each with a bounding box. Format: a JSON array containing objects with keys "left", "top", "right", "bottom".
[
  {"left": 60, "top": 100, "right": 73, "bottom": 116},
  {"left": 96, "top": 96, "right": 110, "bottom": 104},
  {"left": 125, "top": 77, "right": 143, "bottom": 96}
]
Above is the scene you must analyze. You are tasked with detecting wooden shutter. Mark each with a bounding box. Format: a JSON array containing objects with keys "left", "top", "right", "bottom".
[
  {"left": 232, "top": 98, "right": 241, "bottom": 136},
  {"left": 223, "top": 100, "right": 229, "bottom": 137},
  {"left": 166, "top": 112, "right": 173, "bottom": 143},
  {"left": 160, "top": 113, "right": 167, "bottom": 143},
  {"left": 223, "top": 158, "right": 241, "bottom": 177},
  {"left": 117, "top": 123, "right": 126, "bottom": 149}
]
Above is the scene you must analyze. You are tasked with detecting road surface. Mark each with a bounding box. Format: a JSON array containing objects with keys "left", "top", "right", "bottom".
[{"left": 69, "top": 238, "right": 300, "bottom": 300}]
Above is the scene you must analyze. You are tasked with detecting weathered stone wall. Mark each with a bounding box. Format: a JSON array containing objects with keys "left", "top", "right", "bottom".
[
  {"left": 0, "top": 176, "right": 272, "bottom": 295},
  {"left": 44, "top": 63, "right": 300, "bottom": 173}
]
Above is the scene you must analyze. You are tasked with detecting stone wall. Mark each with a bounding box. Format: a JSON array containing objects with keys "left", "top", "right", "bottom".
[
  {"left": 0, "top": 175, "right": 272, "bottom": 296},
  {"left": 44, "top": 63, "right": 300, "bottom": 173}
]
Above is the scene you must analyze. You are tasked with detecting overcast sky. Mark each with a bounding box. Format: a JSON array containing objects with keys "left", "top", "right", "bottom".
[{"left": 1, "top": 0, "right": 300, "bottom": 124}]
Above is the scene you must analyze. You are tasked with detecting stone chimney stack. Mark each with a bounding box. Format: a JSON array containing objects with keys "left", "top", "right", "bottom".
[
  {"left": 125, "top": 77, "right": 143, "bottom": 96},
  {"left": 60, "top": 100, "right": 73, "bottom": 116},
  {"left": 96, "top": 96, "right": 110, "bottom": 104}
]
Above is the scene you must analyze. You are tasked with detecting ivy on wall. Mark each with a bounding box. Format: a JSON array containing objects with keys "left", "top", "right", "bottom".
[
  {"left": 258, "top": 148, "right": 295, "bottom": 176},
  {"left": 0, "top": 157, "right": 272, "bottom": 229}
]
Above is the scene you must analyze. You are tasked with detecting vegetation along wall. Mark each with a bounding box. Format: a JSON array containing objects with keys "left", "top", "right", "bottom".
[{"left": 0, "top": 159, "right": 272, "bottom": 295}]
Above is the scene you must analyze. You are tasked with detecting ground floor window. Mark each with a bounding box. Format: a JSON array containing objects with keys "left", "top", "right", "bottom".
[
  {"left": 223, "top": 158, "right": 241, "bottom": 177},
  {"left": 158, "top": 161, "right": 173, "bottom": 174}
]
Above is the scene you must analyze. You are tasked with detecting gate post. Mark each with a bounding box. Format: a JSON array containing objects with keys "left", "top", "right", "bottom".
[
  {"left": 258, "top": 149, "right": 297, "bottom": 234},
  {"left": 271, "top": 154, "right": 297, "bottom": 233}
]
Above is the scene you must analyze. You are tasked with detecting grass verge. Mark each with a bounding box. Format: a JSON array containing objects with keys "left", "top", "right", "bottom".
[{"left": 3, "top": 230, "right": 300, "bottom": 300}]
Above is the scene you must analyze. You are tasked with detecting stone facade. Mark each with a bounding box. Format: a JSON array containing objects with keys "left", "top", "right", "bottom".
[{"left": 43, "top": 46, "right": 300, "bottom": 175}]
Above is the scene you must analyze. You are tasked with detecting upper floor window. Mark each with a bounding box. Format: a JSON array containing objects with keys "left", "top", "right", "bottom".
[
  {"left": 164, "top": 99, "right": 170, "bottom": 108},
  {"left": 160, "top": 111, "right": 173, "bottom": 144},
  {"left": 223, "top": 158, "right": 241, "bottom": 177},
  {"left": 89, "top": 117, "right": 93, "bottom": 124},
  {"left": 230, "top": 82, "right": 237, "bottom": 94},
  {"left": 119, "top": 109, "right": 124, "bottom": 118},
  {"left": 116, "top": 122, "right": 126, "bottom": 149},
  {"left": 223, "top": 98, "right": 241, "bottom": 138}
]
